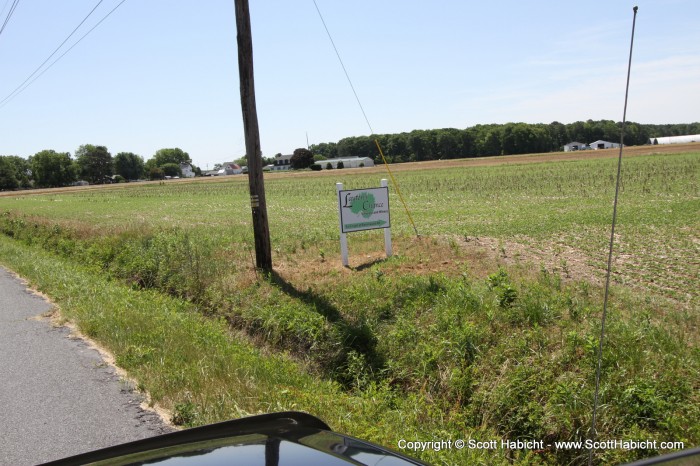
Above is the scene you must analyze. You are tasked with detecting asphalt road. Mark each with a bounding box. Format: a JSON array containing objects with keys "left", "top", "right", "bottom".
[{"left": 0, "top": 266, "right": 174, "bottom": 465}]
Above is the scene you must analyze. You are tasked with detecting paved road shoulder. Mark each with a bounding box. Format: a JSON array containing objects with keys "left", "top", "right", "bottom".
[{"left": 0, "top": 266, "right": 173, "bottom": 465}]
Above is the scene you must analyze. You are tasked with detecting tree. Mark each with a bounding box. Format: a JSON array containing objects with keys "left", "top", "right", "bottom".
[
  {"left": 114, "top": 152, "right": 145, "bottom": 180},
  {"left": 148, "top": 167, "right": 165, "bottom": 180},
  {"left": 290, "top": 148, "right": 314, "bottom": 169},
  {"left": 160, "top": 163, "right": 182, "bottom": 177},
  {"left": 31, "top": 150, "right": 76, "bottom": 187},
  {"left": 0, "top": 157, "right": 19, "bottom": 190},
  {"left": 153, "top": 148, "right": 191, "bottom": 167},
  {"left": 75, "top": 144, "right": 113, "bottom": 183},
  {"left": 0, "top": 155, "right": 31, "bottom": 188}
]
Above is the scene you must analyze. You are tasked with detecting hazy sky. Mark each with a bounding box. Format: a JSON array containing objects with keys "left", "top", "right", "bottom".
[{"left": 1, "top": 1, "right": 698, "bottom": 170}]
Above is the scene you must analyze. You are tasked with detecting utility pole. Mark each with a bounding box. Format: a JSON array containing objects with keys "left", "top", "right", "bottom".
[{"left": 235, "top": 0, "right": 272, "bottom": 272}]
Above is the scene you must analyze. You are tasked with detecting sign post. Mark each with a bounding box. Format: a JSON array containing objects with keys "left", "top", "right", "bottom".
[
  {"left": 337, "top": 179, "right": 392, "bottom": 267},
  {"left": 381, "top": 179, "right": 392, "bottom": 257}
]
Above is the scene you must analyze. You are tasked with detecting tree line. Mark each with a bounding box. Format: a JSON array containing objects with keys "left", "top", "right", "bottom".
[
  {"left": 310, "top": 120, "right": 700, "bottom": 163},
  {"left": 0, "top": 146, "right": 199, "bottom": 190}
]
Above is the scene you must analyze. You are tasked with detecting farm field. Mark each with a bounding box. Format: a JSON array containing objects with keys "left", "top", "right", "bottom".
[{"left": 0, "top": 147, "right": 698, "bottom": 465}]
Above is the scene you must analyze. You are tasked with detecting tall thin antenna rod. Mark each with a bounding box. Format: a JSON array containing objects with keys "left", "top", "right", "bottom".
[{"left": 588, "top": 6, "right": 638, "bottom": 466}]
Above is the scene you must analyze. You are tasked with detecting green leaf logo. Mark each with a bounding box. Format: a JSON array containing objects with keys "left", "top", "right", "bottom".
[{"left": 350, "top": 192, "right": 375, "bottom": 219}]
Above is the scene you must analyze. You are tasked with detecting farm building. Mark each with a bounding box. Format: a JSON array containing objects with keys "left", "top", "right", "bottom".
[
  {"left": 218, "top": 163, "right": 243, "bottom": 175},
  {"left": 272, "top": 154, "right": 293, "bottom": 171},
  {"left": 314, "top": 157, "right": 374, "bottom": 169},
  {"left": 649, "top": 134, "right": 700, "bottom": 145},
  {"left": 180, "top": 163, "right": 195, "bottom": 178},
  {"left": 563, "top": 142, "right": 588, "bottom": 152},
  {"left": 590, "top": 140, "right": 621, "bottom": 150}
]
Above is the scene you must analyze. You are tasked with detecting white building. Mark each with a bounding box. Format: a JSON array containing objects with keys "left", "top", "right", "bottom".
[
  {"left": 563, "top": 142, "right": 588, "bottom": 152},
  {"left": 218, "top": 163, "right": 243, "bottom": 175},
  {"left": 314, "top": 157, "right": 375, "bottom": 169},
  {"left": 180, "top": 163, "right": 195, "bottom": 178},
  {"left": 272, "top": 154, "right": 293, "bottom": 170},
  {"left": 590, "top": 140, "right": 621, "bottom": 150},
  {"left": 649, "top": 134, "right": 700, "bottom": 145}
]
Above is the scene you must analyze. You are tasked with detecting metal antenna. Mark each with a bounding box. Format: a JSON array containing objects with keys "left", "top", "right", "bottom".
[{"left": 588, "top": 6, "right": 638, "bottom": 466}]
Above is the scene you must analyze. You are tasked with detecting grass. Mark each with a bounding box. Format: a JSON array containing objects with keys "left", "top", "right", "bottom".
[{"left": 0, "top": 150, "right": 698, "bottom": 465}]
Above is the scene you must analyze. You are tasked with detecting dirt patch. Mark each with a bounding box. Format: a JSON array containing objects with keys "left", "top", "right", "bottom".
[{"left": 270, "top": 234, "right": 603, "bottom": 289}]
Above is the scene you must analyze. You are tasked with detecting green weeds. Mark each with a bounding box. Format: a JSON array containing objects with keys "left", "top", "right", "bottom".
[{"left": 0, "top": 152, "right": 698, "bottom": 465}]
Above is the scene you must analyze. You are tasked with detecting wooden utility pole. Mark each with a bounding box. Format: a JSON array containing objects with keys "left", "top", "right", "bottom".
[{"left": 235, "top": 0, "right": 272, "bottom": 272}]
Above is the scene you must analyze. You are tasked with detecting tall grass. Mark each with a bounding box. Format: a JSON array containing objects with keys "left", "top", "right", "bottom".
[{"left": 0, "top": 152, "right": 698, "bottom": 465}]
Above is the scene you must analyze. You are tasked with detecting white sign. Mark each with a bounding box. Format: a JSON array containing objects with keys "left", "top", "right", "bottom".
[
  {"left": 336, "top": 181, "right": 392, "bottom": 267},
  {"left": 338, "top": 186, "right": 390, "bottom": 233}
]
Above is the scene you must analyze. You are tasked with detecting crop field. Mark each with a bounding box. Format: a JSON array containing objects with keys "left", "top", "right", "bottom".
[{"left": 0, "top": 147, "right": 698, "bottom": 465}]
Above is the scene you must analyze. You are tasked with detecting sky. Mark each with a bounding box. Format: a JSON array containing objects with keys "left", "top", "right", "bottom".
[{"left": 1, "top": 1, "right": 699, "bottom": 170}]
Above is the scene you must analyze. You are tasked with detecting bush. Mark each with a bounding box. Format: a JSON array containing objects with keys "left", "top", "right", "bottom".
[
  {"left": 148, "top": 167, "right": 165, "bottom": 180},
  {"left": 326, "top": 162, "right": 333, "bottom": 170},
  {"left": 160, "top": 163, "right": 183, "bottom": 178},
  {"left": 337, "top": 161, "right": 344, "bottom": 169},
  {"left": 310, "top": 164, "right": 322, "bottom": 171},
  {"left": 290, "top": 148, "right": 314, "bottom": 169}
]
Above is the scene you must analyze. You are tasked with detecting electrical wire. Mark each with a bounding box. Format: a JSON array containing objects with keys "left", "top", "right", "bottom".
[
  {"left": 312, "top": 0, "right": 420, "bottom": 237},
  {"left": 0, "top": 0, "right": 111, "bottom": 108},
  {"left": 0, "top": 0, "right": 20, "bottom": 37},
  {"left": 0, "top": 0, "right": 128, "bottom": 110}
]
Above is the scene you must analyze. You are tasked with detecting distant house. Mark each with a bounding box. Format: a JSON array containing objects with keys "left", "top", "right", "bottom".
[
  {"left": 590, "top": 140, "right": 621, "bottom": 150},
  {"left": 649, "top": 134, "right": 700, "bottom": 145},
  {"left": 180, "top": 163, "right": 195, "bottom": 178},
  {"left": 273, "top": 154, "right": 293, "bottom": 171},
  {"left": 312, "top": 157, "right": 374, "bottom": 169},
  {"left": 563, "top": 142, "right": 588, "bottom": 152},
  {"left": 218, "top": 163, "right": 243, "bottom": 175}
]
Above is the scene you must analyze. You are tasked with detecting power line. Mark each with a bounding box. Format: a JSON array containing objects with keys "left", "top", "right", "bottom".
[
  {"left": 0, "top": 0, "right": 116, "bottom": 108},
  {"left": 0, "top": 0, "right": 128, "bottom": 110},
  {"left": 312, "top": 0, "right": 374, "bottom": 135},
  {"left": 0, "top": 0, "right": 20, "bottom": 38},
  {"left": 312, "top": 1, "right": 420, "bottom": 238}
]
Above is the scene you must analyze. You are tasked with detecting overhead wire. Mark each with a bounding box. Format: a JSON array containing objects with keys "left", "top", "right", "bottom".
[
  {"left": 0, "top": 0, "right": 11, "bottom": 19},
  {"left": 0, "top": 0, "right": 123, "bottom": 108},
  {"left": 0, "top": 0, "right": 20, "bottom": 37},
  {"left": 312, "top": 0, "right": 420, "bottom": 237},
  {"left": 0, "top": 0, "right": 128, "bottom": 110}
]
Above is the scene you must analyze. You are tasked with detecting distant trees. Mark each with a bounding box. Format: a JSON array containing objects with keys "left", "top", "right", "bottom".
[
  {"left": 145, "top": 147, "right": 197, "bottom": 177},
  {"left": 153, "top": 148, "right": 191, "bottom": 166},
  {"left": 75, "top": 144, "right": 113, "bottom": 183},
  {"left": 310, "top": 120, "right": 699, "bottom": 163},
  {"left": 148, "top": 167, "right": 165, "bottom": 180},
  {"left": 290, "top": 148, "right": 314, "bottom": 169},
  {"left": 0, "top": 156, "right": 31, "bottom": 189},
  {"left": 31, "top": 150, "right": 76, "bottom": 187},
  {"left": 0, "top": 157, "right": 19, "bottom": 190},
  {"left": 114, "top": 152, "right": 145, "bottom": 180},
  {"left": 160, "top": 163, "right": 182, "bottom": 178}
]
